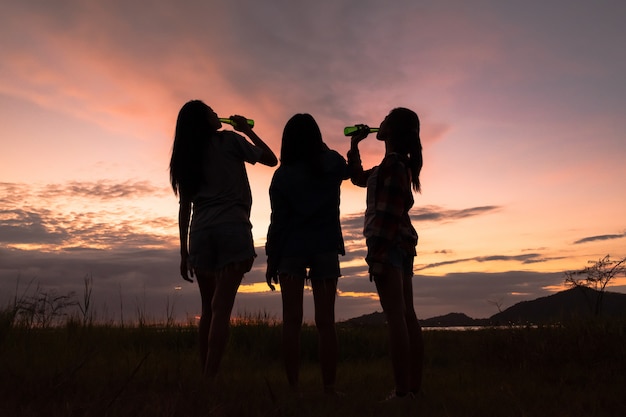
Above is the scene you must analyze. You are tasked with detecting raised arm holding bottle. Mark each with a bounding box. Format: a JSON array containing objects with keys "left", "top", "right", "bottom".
[{"left": 346, "top": 108, "right": 424, "bottom": 401}]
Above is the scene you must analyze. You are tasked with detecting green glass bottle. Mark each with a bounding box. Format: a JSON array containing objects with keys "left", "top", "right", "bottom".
[
  {"left": 343, "top": 125, "right": 379, "bottom": 136},
  {"left": 219, "top": 117, "right": 255, "bottom": 128}
]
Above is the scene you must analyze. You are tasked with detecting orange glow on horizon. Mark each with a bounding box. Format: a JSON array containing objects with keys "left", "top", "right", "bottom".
[
  {"left": 238, "top": 282, "right": 276, "bottom": 293},
  {"left": 337, "top": 290, "right": 379, "bottom": 300}
]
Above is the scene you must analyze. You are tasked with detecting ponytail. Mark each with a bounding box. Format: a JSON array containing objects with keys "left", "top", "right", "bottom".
[
  {"left": 408, "top": 134, "right": 423, "bottom": 193},
  {"left": 387, "top": 107, "right": 423, "bottom": 193}
]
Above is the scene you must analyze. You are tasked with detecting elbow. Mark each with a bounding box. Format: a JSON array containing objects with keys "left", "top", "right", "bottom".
[
  {"left": 262, "top": 153, "right": 278, "bottom": 167},
  {"left": 350, "top": 177, "right": 364, "bottom": 187}
]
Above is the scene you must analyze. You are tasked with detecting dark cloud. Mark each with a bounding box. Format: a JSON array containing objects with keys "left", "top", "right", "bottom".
[
  {"left": 0, "top": 206, "right": 172, "bottom": 250},
  {"left": 341, "top": 205, "right": 501, "bottom": 234},
  {"left": 339, "top": 216, "right": 365, "bottom": 243},
  {"left": 415, "top": 253, "right": 564, "bottom": 272},
  {"left": 42, "top": 180, "right": 167, "bottom": 200},
  {"left": 0, "top": 183, "right": 28, "bottom": 205},
  {"left": 2, "top": 180, "right": 167, "bottom": 202},
  {"left": 411, "top": 205, "right": 501, "bottom": 222},
  {"left": 411, "top": 270, "right": 566, "bottom": 318},
  {"left": 339, "top": 205, "right": 502, "bottom": 262},
  {"left": 0, "top": 209, "right": 69, "bottom": 244},
  {"left": 0, "top": 181, "right": 174, "bottom": 249},
  {"left": 0, "top": 243, "right": 569, "bottom": 322},
  {"left": 574, "top": 232, "right": 626, "bottom": 244},
  {"left": 479, "top": 254, "right": 547, "bottom": 264},
  {"left": 0, "top": 245, "right": 184, "bottom": 324},
  {"left": 343, "top": 205, "right": 502, "bottom": 232}
]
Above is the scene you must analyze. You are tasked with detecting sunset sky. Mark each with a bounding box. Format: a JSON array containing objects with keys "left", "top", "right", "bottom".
[{"left": 1, "top": 1, "right": 625, "bottom": 323}]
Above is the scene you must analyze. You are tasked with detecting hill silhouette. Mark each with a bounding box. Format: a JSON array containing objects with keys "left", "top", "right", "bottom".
[
  {"left": 342, "top": 287, "right": 626, "bottom": 327},
  {"left": 488, "top": 286, "right": 626, "bottom": 325}
]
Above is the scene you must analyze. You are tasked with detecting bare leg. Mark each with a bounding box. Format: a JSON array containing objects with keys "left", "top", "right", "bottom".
[
  {"left": 402, "top": 274, "right": 424, "bottom": 394},
  {"left": 374, "top": 267, "right": 410, "bottom": 395},
  {"left": 311, "top": 278, "right": 338, "bottom": 393},
  {"left": 279, "top": 274, "right": 304, "bottom": 389},
  {"left": 196, "top": 271, "right": 216, "bottom": 372},
  {"left": 203, "top": 260, "right": 249, "bottom": 377}
]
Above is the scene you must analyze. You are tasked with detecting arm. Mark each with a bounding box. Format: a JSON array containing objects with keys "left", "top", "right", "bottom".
[
  {"left": 178, "top": 196, "right": 194, "bottom": 283},
  {"left": 265, "top": 173, "right": 288, "bottom": 290},
  {"left": 347, "top": 130, "right": 372, "bottom": 187},
  {"left": 231, "top": 115, "right": 278, "bottom": 167},
  {"left": 265, "top": 214, "right": 279, "bottom": 291}
]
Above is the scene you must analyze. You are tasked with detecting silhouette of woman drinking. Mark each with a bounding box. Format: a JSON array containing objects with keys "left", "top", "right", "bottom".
[
  {"left": 347, "top": 107, "right": 424, "bottom": 400},
  {"left": 169, "top": 100, "right": 277, "bottom": 377}
]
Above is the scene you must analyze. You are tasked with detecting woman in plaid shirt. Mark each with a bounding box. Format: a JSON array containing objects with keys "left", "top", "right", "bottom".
[{"left": 347, "top": 107, "right": 424, "bottom": 400}]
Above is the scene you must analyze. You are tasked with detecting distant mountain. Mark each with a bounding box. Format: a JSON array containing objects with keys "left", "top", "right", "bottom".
[
  {"left": 342, "top": 287, "right": 626, "bottom": 327},
  {"left": 420, "top": 313, "right": 490, "bottom": 327},
  {"left": 341, "top": 311, "right": 386, "bottom": 326},
  {"left": 488, "top": 286, "right": 626, "bottom": 325},
  {"left": 343, "top": 311, "right": 491, "bottom": 327}
]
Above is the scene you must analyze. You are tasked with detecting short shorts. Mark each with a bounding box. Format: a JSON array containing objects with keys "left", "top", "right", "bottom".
[
  {"left": 278, "top": 251, "right": 341, "bottom": 280},
  {"left": 189, "top": 222, "right": 256, "bottom": 273},
  {"left": 388, "top": 245, "right": 414, "bottom": 277},
  {"left": 366, "top": 237, "right": 414, "bottom": 278}
]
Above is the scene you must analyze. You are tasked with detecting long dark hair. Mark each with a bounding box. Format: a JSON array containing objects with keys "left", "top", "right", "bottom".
[
  {"left": 279, "top": 113, "right": 327, "bottom": 169},
  {"left": 169, "top": 100, "right": 215, "bottom": 197},
  {"left": 386, "top": 107, "right": 423, "bottom": 192}
]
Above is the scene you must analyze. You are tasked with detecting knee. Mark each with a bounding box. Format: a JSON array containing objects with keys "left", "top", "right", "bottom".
[
  {"left": 383, "top": 300, "right": 406, "bottom": 318},
  {"left": 283, "top": 309, "right": 303, "bottom": 328},
  {"left": 211, "top": 298, "right": 235, "bottom": 316},
  {"left": 200, "top": 300, "right": 213, "bottom": 315},
  {"left": 315, "top": 311, "right": 335, "bottom": 330},
  {"left": 209, "top": 309, "right": 231, "bottom": 326},
  {"left": 404, "top": 306, "right": 417, "bottom": 321}
]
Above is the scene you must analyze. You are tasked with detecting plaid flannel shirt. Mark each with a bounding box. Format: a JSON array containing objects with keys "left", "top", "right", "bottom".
[{"left": 347, "top": 149, "right": 418, "bottom": 269}]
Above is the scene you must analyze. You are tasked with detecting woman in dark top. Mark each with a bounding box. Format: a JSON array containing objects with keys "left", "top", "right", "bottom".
[
  {"left": 347, "top": 107, "right": 424, "bottom": 400},
  {"left": 266, "top": 113, "right": 349, "bottom": 395}
]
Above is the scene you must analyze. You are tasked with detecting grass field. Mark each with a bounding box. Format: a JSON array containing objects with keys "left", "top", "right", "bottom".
[{"left": 1, "top": 311, "right": 625, "bottom": 417}]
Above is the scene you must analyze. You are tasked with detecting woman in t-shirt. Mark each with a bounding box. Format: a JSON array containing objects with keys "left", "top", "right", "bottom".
[{"left": 169, "top": 100, "right": 277, "bottom": 377}]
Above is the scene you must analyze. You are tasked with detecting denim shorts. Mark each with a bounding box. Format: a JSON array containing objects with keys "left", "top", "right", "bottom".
[
  {"left": 278, "top": 252, "right": 341, "bottom": 280},
  {"left": 189, "top": 222, "right": 256, "bottom": 272},
  {"left": 366, "top": 238, "right": 414, "bottom": 278},
  {"left": 388, "top": 245, "right": 414, "bottom": 277}
]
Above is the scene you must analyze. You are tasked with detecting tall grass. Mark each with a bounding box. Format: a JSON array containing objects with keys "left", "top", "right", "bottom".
[
  {"left": 1, "top": 282, "right": 625, "bottom": 416},
  {"left": 1, "top": 314, "right": 625, "bottom": 416}
]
